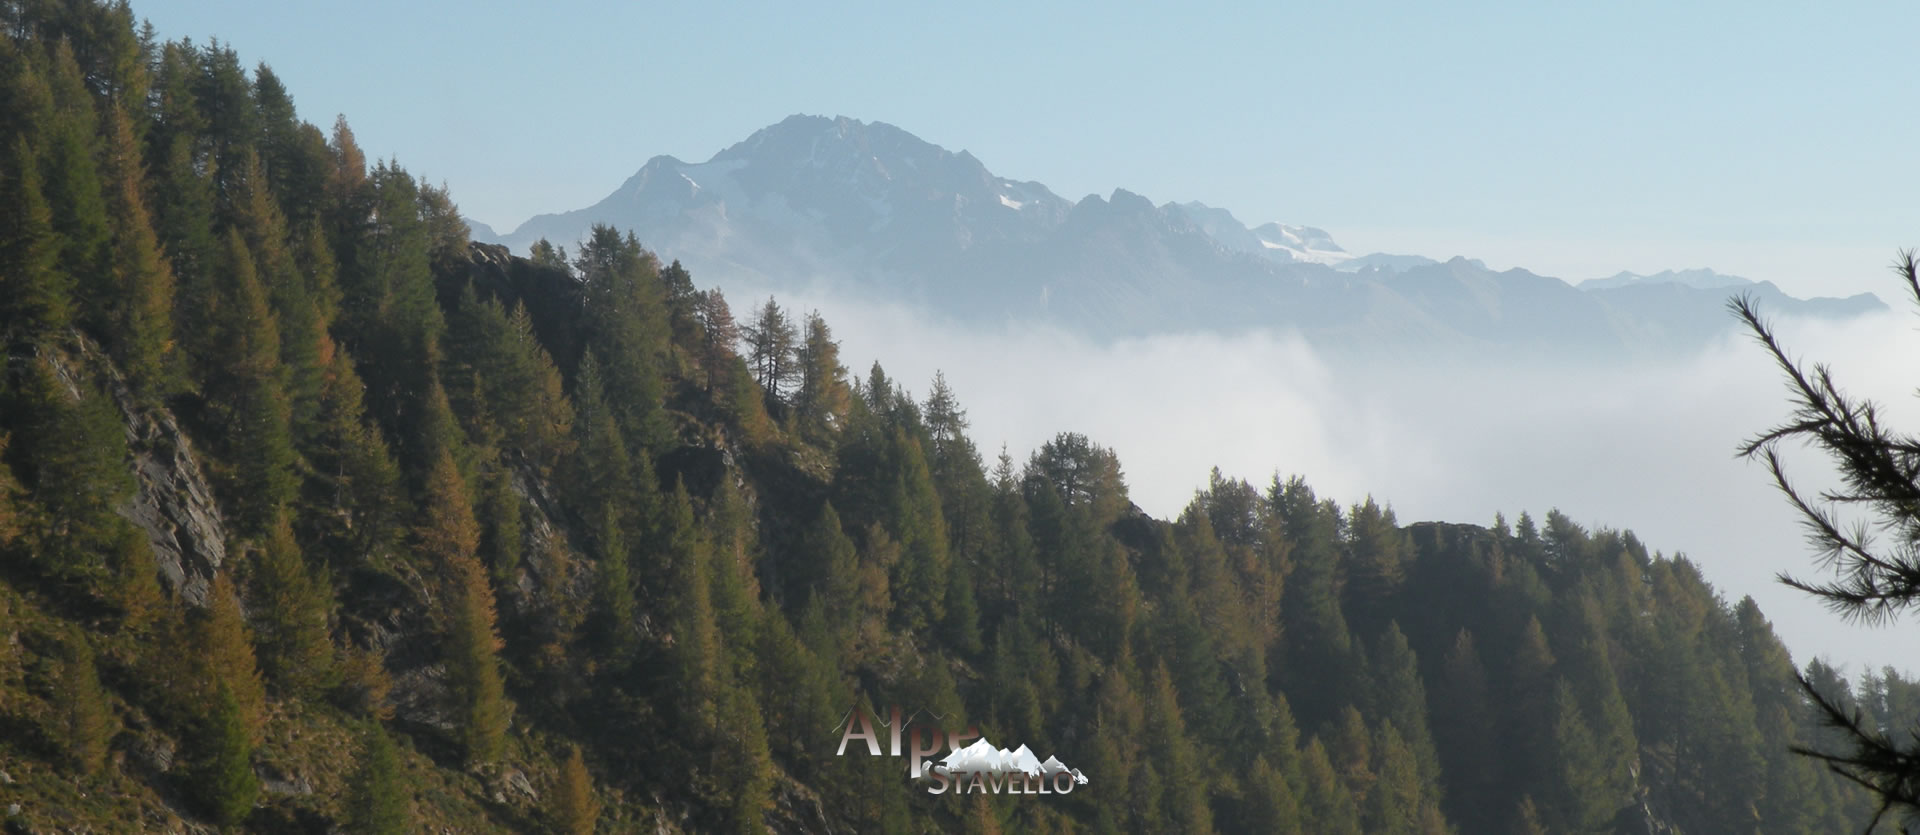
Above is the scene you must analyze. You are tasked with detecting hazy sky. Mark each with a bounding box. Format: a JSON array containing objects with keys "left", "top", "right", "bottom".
[{"left": 133, "top": 0, "right": 1918, "bottom": 299}]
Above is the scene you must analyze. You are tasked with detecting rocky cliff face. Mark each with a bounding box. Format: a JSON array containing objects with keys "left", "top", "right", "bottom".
[
  {"left": 15, "top": 246, "right": 809, "bottom": 834},
  {"left": 39, "top": 337, "right": 231, "bottom": 607}
]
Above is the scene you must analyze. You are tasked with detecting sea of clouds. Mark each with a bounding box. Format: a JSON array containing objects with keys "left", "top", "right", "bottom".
[{"left": 721, "top": 279, "right": 1920, "bottom": 677}]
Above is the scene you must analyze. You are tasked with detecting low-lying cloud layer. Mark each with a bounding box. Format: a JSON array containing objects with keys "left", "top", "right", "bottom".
[{"left": 729, "top": 280, "right": 1920, "bottom": 675}]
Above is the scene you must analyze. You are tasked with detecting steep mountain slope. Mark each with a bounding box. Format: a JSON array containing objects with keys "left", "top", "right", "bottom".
[
  {"left": 482, "top": 115, "right": 1883, "bottom": 355},
  {"left": 0, "top": 4, "right": 1895, "bottom": 834}
]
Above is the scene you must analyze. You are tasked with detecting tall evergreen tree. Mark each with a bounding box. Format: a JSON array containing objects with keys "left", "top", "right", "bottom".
[
  {"left": 195, "top": 682, "right": 260, "bottom": 827},
  {"left": 97, "top": 104, "right": 178, "bottom": 392},
  {"left": 574, "top": 225, "right": 670, "bottom": 452},
  {"left": 1368, "top": 622, "right": 1442, "bottom": 793},
  {"left": 744, "top": 296, "right": 797, "bottom": 402},
  {"left": 0, "top": 137, "right": 71, "bottom": 340},
  {"left": 1432, "top": 629, "right": 1498, "bottom": 830},
  {"left": 418, "top": 448, "right": 508, "bottom": 764},
  {"left": 38, "top": 43, "right": 111, "bottom": 329},
  {"left": 550, "top": 744, "right": 598, "bottom": 835},
  {"left": 250, "top": 511, "right": 337, "bottom": 698},
  {"left": 231, "top": 147, "right": 326, "bottom": 438},
  {"left": 192, "top": 571, "right": 266, "bottom": 738},
  {"left": 202, "top": 227, "right": 297, "bottom": 535},
  {"left": 48, "top": 633, "right": 114, "bottom": 777},
  {"left": 1145, "top": 663, "right": 1214, "bottom": 833},
  {"left": 1298, "top": 736, "right": 1365, "bottom": 835},
  {"left": 792, "top": 310, "right": 849, "bottom": 438},
  {"left": 345, "top": 721, "right": 410, "bottom": 835},
  {"left": 664, "top": 479, "right": 723, "bottom": 732},
  {"left": 694, "top": 287, "right": 739, "bottom": 392}
]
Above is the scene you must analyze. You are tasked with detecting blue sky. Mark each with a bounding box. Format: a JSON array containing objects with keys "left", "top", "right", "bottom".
[{"left": 134, "top": 0, "right": 1919, "bottom": 298}]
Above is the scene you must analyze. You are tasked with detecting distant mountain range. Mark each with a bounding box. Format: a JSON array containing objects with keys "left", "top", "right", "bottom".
[{"left": 471, "top": 115, "right": 1882, "bottom": 356}]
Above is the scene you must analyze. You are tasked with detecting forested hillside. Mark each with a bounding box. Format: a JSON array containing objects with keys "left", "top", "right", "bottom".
[{"left": 0, "top": 2, "right": 1895, "bottom": 832}]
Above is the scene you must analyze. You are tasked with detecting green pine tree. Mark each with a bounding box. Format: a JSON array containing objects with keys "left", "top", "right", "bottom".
[
  {"left": 195, "top": 682, "right": 260, "bottom": 827},
  {"left": 203, "top": 227, "right": 297, "bottom": 536},
  {"left": 49, "top": 633, "right": 115, "bottom": 777},
  {"left": 0, "top": 137, "right": 72, "bottom": 340},
  {"left": 549, "top": 743, "right": 598, "bottom": 835},
  {"left": 345, "top": 722, "right": 410, "bottom": 834},
  {"left": 250, "top": 511, "right": 338, "bottom": 698},
  {"left": 98, "top": 104, "right": 179, "bottom": 393},
  {"left": 1297, "top": 736, "right": 1364, "bottom": 835}
]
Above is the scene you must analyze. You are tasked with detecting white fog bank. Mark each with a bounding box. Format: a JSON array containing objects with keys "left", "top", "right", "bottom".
[{"left": 728, "top": 282, "right": 1920, "bottom": 676}]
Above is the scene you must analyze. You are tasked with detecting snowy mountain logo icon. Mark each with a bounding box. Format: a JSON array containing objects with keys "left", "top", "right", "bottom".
[
  {"left": 834, "top": 704, "right": 1087, "bottom": 796},
  {"left": 927, "top": 737, "right": 1088, "bottom": 795}
]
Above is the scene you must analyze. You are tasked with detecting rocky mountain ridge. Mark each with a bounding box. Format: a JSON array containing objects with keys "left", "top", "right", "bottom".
[{"left": 473, "top": 114, "right": 1883, "bottom": 355}]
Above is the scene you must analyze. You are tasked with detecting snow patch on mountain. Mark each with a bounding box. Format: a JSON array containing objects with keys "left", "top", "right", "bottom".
[{"left": 1578, "top": 268, "right": 1757, "bottom": 291}]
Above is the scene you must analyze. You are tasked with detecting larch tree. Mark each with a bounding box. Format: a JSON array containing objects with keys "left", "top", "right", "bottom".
[
  {"left": 1145, "top": 662, "right": 1214, "bottom": 834},
  {"left": 550, "top": 744, "right": 599, "bottom": 835},
  {"left": 1298, "top": 736, "right": 1364, "bottom": 835},
  {"left": 664, "top": 478, "right": 723, "bottom": 733},
  {"left": 250, "top": 511, "right": 338, "bottom": 699},
  {"left": 231, "top": 147, "right": 327, "bottom": 439},
  {"left": 792, "top": 310, "right": 850, "bottom": 439},
  {"left": 417, "top": 447, "right": 509, "bottom": 764},
  {"left": 694, "top": 287, "right": 739, "bottom": 392},
  {"left": 0, "top": 137, "right": 71, "bottom": 340},
  {"left": 196, "top": 682, "right": 260, "bottom": 827},
  {"left": 203, "top": 227, "right": 297, "bottom": 536},
  {"left": 39, "top": 43, "right": 111, "bottom": 331},
  {"left": 743, "top": 296, "right": 797, "bottom": 401},
  {"left": 345, "top": 721, "right": 410, "bottom": 835},
  {"left": 1732, "top": 257, "right": 1920, "bottom": 825},
  {"left": 98, "top": 103, "right": 178, "bottom": 393},
  {"left": 574, "top": 225, "right": 670, "bottom": 453},
  {"left": 193, "top": 571, "right": 267, "bottom": 738},
  {"left": 49, "top": 633, "right": 114, "bottom": 777}
]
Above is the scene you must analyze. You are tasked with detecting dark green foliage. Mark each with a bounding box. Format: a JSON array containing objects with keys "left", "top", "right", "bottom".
[
  {"left": 39, "top": 43, "right": 111, "bottom": 328},
  {"left": 664, "top": 479, "right": 721, "bottom": 731},
  {"left": 345, "top": 722, "right": 410, "bottom": 834},
  {"left": 447, "top": 287, "right": 574, "bottom": 467},
  {"left": 48, "top": 633, "right": 114, "bottom": 776},
  {"left": 714, "top": 684, "right": 774, "bottom": 834},
  {"left": 1732, "top": 256, "right": 1920, "bottom": 827},
  {"left": 0, "top": 136, "right": 71, "bottom": 339},
  {"left": 479, "top": 464, "right": 525, "bottom": 597},
  {"left": 99, "top": 104, "right": 179, "bottom": 392},
  {"left": 6, "top": 356, "right": 133, "bottom": 575},
  {"left": 302, "top": 347, "right": 405, "bottom": 565},
  {"left": 589, "top": 502, "right": 637, "bottom": 657},
  {"left": 250, "top": 512, "right": 338, "bottom": 698},
  {"left": 195, "top": 683, "right": 260, "bottom": 827},
  {"left": 574, "top": 225, "right": 670, "bottom": 452},
  {"left": 200, "top": 227, "right": 298, "bottom": 535},
  {"left": 1299, "top": 736, "right": 1365, "bottom": 835},
  {"left": 550, "top": 743, "right": 597, "bottom": 835},
  {"left": 1367, "top": 622, "right": 1441, "bottom": 792},
  {"left": 1243, "top": 754, "right": 1302, "bottom": 835},
  {"left": 1144, "top": 662, "right": 1214, "bottom": 833}
]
